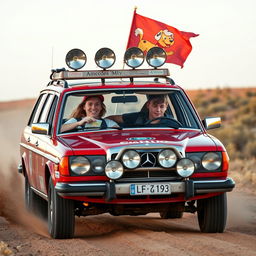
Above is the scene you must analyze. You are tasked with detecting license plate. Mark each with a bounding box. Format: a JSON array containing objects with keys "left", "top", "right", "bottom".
[{"left": 130, "top": 183, "right": 171, "bottom": 195}]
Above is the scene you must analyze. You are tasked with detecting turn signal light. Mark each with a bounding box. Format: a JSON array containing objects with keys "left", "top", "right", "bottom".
[
  {"left": 222, "top": 151, "right": 229, "bottom": 172},
  {"left": 58, "top": 156, "right": 70, "bottom": 176}
]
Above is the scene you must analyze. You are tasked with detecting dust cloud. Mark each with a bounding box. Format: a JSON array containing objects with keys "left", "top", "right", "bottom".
[
  {"left": 0, "top": 163, "right": 48, "bottom": 237},
  {"left": 227, "top": 191, "right": 256, "bottom": 235},
  {"left": 0, "top": 102, "right": 48, "bottom": 237}
]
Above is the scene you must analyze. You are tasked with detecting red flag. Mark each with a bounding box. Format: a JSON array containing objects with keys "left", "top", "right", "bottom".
[{"left": 127, "top": 10, "right": 199, "bottom": 68}]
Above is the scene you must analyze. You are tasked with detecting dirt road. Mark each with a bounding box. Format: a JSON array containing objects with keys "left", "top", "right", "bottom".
[
  {"left": 0, "top": 100, "right": 256, "bottom": 256},
  {"left": 1, "top": 190, "right": 256, "bottom": 256}
]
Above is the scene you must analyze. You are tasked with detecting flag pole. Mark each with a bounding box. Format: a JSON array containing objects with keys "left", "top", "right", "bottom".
[
  {"left": 123, "top": 6, "right": 137, "bottom": 70},
  {"left": 126, "top": 6, "right": 137, "bottom": 49}
]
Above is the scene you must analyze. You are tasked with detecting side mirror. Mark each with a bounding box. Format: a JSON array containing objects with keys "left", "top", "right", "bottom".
[
  {"left": 31, "top": 123, "right": 50, "bottom": 135},
  {"left": 203, "top": 117, "right": 221, "bottom": 130}
]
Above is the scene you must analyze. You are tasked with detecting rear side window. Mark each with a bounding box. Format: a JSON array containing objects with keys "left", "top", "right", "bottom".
[
  {"left": 47, "top": 95, "right": 58, "bottom": 124},
  {"left": 39, "top": 94, "right": 55, "bottom": 123},
  {"left": 28, "top": 93, "right": 47, "bottom": 126}
]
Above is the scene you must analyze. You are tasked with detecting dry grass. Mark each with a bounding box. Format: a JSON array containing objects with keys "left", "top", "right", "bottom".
[
  {"left": 229, "top": 158, "right": 256, "bottom": 194},
  {"left": 0, "top": 241, "right": 13, "bottom": 256}
]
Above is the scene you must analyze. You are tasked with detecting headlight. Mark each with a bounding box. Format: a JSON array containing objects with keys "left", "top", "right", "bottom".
[
  {"left": 202, "top": 152, "right": 221, "bottom": 171},
  {"left": 146, "top": 47, "right": 167, "bottom": 68},
  {"left": 70, "top": 156, "right": 90, "bottom": 175},
  {"left": 122, "top": 150, "right": 141, "bottom": 169},
  {"left": 176, "top": 158, "right": 195, "bottom": 178},
  {"left": 105, "top": 161, "right": 124, "bottom": 180},
  {"left": 91, "top": 158, "right": 105, "bottom": 174},
  {"left": 65, "top": 48, "right": 87, "bottom": 70},
  {"left": 158, "top": 149, "right": 177, "bottom": 168},
  {"left": 187, "top": 155, "right": 201, "bottom": 170},
  {"left": 124, "top": 47, "right": 144, "bottom": 68},
  {"left": 95, "top": 48, "right": 115, "bottom": 69}
]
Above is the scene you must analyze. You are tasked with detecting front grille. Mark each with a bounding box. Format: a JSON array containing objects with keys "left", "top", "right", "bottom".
[
  {"left": 122, "top": 170, "right": 178, "bottom": 179},
  {"left": 112, "top": 150, "right": 180, "bottom": 179},
  {"left": 112, "top": 151, "right": 169, "bottom": 168}
]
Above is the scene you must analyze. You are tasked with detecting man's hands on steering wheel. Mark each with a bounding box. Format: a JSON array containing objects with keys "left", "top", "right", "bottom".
[{"left": 144, "top": 117, "right": 182, "bottom": 128}]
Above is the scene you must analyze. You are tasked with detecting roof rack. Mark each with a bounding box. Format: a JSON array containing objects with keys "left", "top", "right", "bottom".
[
  {"left": 50, "top": 68, "right": 171, "bottom": 85},
  {"left": 47, "top": 79, "right": 68, "bottom": 88},
  {"left": 154, "top": 77, "right": 175, "bottom": 85}
]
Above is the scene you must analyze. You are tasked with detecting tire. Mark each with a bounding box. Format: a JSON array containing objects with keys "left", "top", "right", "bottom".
[
  {"left": 25, "top": 175, "right": 36, "bottom": 211},
  {"left": 48, "top": 177, "right": 75, "bottom": 239},
  {"left": 160, "top": 203, "right": 184, "bottom": 219},
  {"left": 25, "top": 175, "right": 48, "bottom": 220},
  {"left": 197, "top": 193, "right": 227, "bottom": 233}
]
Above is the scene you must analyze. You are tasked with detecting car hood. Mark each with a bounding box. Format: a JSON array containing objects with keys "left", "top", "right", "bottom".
[{"left": 59, "top": 129, "right": 219, "bottom": 156}]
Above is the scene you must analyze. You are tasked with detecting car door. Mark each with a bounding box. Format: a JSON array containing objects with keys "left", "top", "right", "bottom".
[
  {"left": 33, "top": 93, "right": 58, "bottom": 193},
  {"left": 22, "top": 93, "right": 48, "bottom": 188}
]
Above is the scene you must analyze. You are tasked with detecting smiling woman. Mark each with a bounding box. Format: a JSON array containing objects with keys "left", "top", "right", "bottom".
[{"left": 61, "top": 95, "right": 118, "bottom": 132}]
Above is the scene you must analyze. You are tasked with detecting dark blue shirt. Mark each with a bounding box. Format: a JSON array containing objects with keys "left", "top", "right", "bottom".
[{"left": 122, "top": 112, "right": 172, "bottom": 127}]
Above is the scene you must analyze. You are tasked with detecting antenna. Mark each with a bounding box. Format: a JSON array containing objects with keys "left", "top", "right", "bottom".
[{"left": 51, "top": 46, "right": 54, "bottom": 69}]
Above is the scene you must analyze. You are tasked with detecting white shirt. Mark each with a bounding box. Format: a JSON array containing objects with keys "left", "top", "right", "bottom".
[{"left": 64, "top": 117, "right": 118, "bottom": 128}]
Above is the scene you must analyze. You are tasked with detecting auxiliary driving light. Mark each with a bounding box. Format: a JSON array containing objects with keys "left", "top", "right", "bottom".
[
  {"left": 158, "top": 149, "right": 177, "bottom": 168},
  {"left": 65, "top": 48, "right": 87, "bottom": 70},
  {"left": 122, "top": 150, "right": 141, "bottom": 169},
  {"left": 95, "top": 48, "right": 116, "bottom": 69},
  {"left": 146, "top": 47, "right": 167, "bottom": 68},
  {"left": 105, "top": 160, "right": 124, "bottom": 180},
  {"left": 176, "top": 158, "right": 195, "bottom": 178},
  {"left": 124, "top": 47, "right": 144, "bottom": 68}
]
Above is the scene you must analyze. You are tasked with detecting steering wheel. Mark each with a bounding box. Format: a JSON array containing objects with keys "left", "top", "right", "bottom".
[{"left": 144, "top": 117, "right": 182, "bottom": 128}]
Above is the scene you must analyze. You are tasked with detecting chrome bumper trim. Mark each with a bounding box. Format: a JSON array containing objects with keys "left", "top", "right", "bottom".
[{"left": 54, "top": 178, "right": 235, "bottom": 199}]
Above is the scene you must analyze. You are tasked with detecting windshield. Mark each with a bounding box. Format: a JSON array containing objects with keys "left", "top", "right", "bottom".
[{"left": 59, "top": 89, "right": 200, "bottom": 133}]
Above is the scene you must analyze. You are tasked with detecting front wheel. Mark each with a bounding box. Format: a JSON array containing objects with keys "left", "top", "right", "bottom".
[
  {"left": 48, "top": 178, "right": 75, "bottom": 239},
  {"left": 197, "top": 193, "right": 227, "bottom": 233}
]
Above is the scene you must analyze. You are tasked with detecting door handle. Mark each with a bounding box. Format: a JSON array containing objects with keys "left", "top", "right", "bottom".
[
  {"left": 35, "top": 141, "right": 39, "bottom": 147},
  {"left": 27, "top": 137, "right": 30, "bottom": 142}
]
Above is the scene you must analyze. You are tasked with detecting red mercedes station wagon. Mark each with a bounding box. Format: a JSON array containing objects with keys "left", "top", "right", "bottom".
[{"left": 19, "top": 47, "right": 235, "bottom": 238}]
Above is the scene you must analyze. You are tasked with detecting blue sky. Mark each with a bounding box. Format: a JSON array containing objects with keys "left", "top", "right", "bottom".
[{"left": 1, "top": 0, "right": 255, "bottom": 101}]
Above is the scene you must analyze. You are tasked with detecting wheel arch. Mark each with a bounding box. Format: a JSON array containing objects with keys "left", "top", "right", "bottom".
[
  {"left": 21, "top": 152, "right": 29, "bottom": 177},
  {"left": 45, "top": 161, "right": 55, "bottom": 194}
]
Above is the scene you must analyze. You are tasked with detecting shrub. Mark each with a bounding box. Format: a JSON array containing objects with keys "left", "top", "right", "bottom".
[{"left": 191, "top": 87, "right": 256, "bottom": 160}]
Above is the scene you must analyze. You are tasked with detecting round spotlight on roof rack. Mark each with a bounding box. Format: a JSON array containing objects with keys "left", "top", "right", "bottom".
[
  {"left": 65, "top": 48, "right": 87, "bottom": 70},
  {"left": 95, "top": 48, "right": 116, "bottom": 69},
  {"left": 124, "top": 47, "right": 144, "bottom": 68},
  {"left": 146, "top": 47, "right": 167, "bottom": 68}
]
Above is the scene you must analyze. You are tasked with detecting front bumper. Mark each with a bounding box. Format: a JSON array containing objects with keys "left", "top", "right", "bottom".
[{"left": 55, "top": 177, "right": 235, "bottom": 201}]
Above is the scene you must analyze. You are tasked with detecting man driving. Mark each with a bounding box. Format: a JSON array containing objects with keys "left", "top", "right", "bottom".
[{"left": 108, "top": 94, "right": 172, "bottom": 127}]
